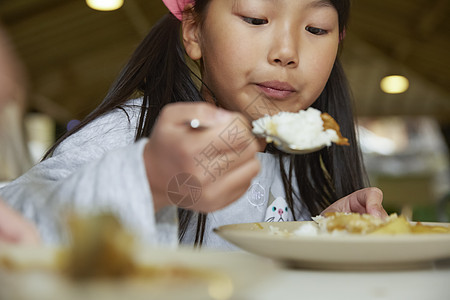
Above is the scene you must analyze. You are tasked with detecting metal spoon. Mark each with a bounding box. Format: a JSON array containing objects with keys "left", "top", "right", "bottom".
[{"left": 186, "top": 119, "right": 325, "bottom": 155}]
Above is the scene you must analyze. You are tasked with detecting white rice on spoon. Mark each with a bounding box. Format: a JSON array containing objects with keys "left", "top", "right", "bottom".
[{"left": 252, "top": 107, "right": 341, "bottom": 149}]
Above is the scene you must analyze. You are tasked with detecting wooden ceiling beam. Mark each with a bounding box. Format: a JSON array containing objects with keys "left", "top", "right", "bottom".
[{"left": 416, "top": 0, "right": 449, "bottom": 37}]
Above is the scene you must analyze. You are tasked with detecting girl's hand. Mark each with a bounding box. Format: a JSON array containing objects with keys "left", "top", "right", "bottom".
[
  {"left": 144, "top": 102, "right": 261, "bottom": 213},
  {"left": 0, "top": 198, "right": 41, "bottom": 245},
  {"left": 321, "top": 187, "right": 388, "bottom": 218}
]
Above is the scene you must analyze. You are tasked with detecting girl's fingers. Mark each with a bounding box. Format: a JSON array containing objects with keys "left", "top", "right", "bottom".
[
  {"left": 363, "top": 188, "right": 388, "bottom": 218},
  {"left": 196, "top": 157, "right": 261, "bottom": 212},
  {"left": 321, "top": 187, "right": 388, "bottom": 218},
  {"left": 191, "top": 131, "right": 259, "bottom": 181},
  {"left": 0, "top": 200, "right": 40, "bottom": 245},
  {"left": 163, "top": 104, "right": 257, "bottom": 180},
  {"left": 146, "top": 102, "right": 260, "bottom": 213},
  {"left": 162, "top": 102, "right": 235, "bottom": 128}
]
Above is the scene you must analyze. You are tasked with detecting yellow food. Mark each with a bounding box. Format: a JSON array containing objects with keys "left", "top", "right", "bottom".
[
  {"left": 318, "top": 212, "right": 450, "bottom": 235},
  {"left": 63, "top": 214, "right": 223, "bottom": 281},
  {"left": 63, "top": 214, "right": 136, "bottom": 279},
  {"left": 320, "top": 113, "right": 349, "bottom": 146}
]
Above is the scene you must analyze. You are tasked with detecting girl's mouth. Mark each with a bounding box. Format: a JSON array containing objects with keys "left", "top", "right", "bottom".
[{"left": 256, "top": 81, "right": 296, "bottom": 99}]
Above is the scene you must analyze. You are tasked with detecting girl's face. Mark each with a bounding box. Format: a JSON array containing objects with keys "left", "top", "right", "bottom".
[{"left": 184, "top": 0, "right": 340, "bottom": 119}]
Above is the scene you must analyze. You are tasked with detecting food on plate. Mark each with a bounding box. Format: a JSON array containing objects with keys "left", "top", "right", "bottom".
[
  {"left": 371, "top": 216, "right": 450, "bottom": 235},
  {"left": 252, "top": 107, "right": 349, "bottom": 149},
  {"left": 310, "top": 212, "right": 450, "bottom": 235},
  {"left": 313, "top": 212, "right": 387, "bottom": 234},
  {"left": 266, "top": 212, "right": 450, "bottom": 237}
]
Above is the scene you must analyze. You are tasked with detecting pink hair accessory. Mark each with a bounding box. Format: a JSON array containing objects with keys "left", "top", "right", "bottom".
[
  {"left": 339, "top": 28, "right": 346, "bottom": 43},
  {"left": 162, "top": 0, "right": 194, "bottom": 20}
]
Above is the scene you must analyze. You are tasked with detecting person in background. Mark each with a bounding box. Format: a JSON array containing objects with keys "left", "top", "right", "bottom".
[
  {"left": 0, "top": 24, "right": 39, "bottom": 244},
  {"left": 0, "top": 0, "right": 387, "bottom": 248},
  {"left": 0, "top": 24, "right": 33, "bottom": 181}
]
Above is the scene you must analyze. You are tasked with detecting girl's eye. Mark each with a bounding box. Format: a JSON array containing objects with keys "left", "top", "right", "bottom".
[
  {"left": 305, "top": 26, "right": 327, "bottom": 35},
  {"left": 242, "top": 17, "right": 268, "bottom": 25}
]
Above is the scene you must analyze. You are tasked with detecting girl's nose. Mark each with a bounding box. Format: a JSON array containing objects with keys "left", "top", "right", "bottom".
[
  {"left": 268, "top": 27, "right": 299, "bottom": 68},
  {"left": 278, "top": 208, "right": 284, "bottom": 216}
]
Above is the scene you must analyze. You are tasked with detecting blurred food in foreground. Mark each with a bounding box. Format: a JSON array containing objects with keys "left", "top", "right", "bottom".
[
  {"left": 0, "top": 213, "right": 252, "bottom": 300},
  {"left": 64, "top": 214, "right": 135, "bottom": 279},
  {"left": 63, "top": 214, "right": 225, "bottom": 282}
]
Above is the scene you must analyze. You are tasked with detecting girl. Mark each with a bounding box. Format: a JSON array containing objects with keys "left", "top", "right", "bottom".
[
  {"left": 0, "top": 0, "right": 387, "bottom": 247},
  {"left": 0, "top": 24, "right": 38, "bottom": 244}
]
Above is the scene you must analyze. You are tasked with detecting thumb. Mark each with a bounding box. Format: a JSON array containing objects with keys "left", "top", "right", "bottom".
[{"left": 365, "top": 188, "right": 388, "bottom": 218}]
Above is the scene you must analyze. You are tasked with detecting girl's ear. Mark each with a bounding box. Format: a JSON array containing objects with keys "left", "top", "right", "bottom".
[{"left": 182, "top": 7, "right": 202, "bottom": 61}]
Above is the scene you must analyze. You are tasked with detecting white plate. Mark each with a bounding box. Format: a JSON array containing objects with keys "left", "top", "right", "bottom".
[
  {"left": 214, "top": 221, "right": 450, "bottom": 270},
  {"left": 0, "top": 245, "right": 273, "bottom": 300}
]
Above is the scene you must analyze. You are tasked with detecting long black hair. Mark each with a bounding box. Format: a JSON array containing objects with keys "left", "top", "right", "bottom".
[{"left": 45, "top": 0, "right": 368, "bottom": 246}]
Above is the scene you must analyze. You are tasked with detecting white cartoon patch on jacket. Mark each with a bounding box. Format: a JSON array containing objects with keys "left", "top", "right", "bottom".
[{"left": 264, "top": 191, "right": 293, "bottom": 222}]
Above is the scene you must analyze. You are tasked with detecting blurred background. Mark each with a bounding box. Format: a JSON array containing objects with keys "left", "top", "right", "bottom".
[{"left": 0, "top": 0, "right": 449, "bottom": 220}]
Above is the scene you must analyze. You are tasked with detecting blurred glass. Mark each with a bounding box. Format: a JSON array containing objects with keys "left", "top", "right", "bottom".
[{"left": 25, "top": 113, "right": 55, "bottom": 163}]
